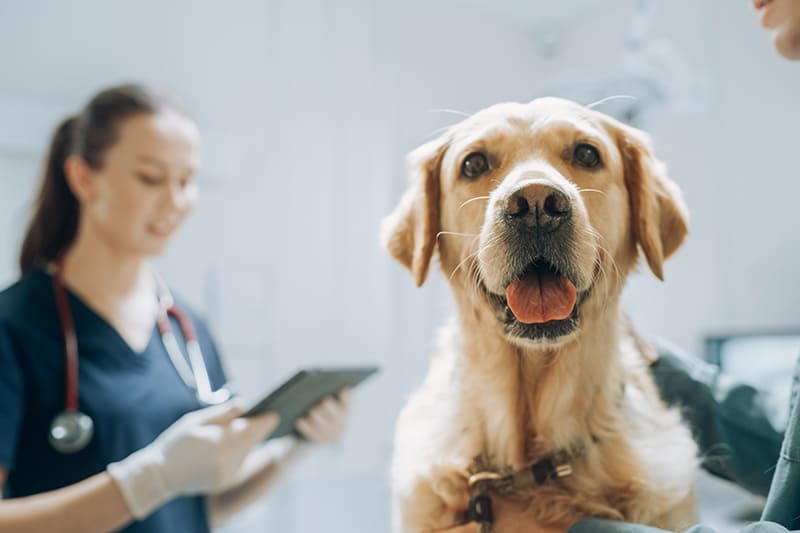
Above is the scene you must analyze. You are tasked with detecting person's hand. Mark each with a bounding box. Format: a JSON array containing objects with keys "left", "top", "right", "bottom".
[
  {"left": 431, "top": 495, "right": 572, "bottom": 533},
  {"left": 295, "top": 388, "right": 351, "bottom": 444},
  {"left": 107, "top": 401, "right": 280, "bottom": 519}
]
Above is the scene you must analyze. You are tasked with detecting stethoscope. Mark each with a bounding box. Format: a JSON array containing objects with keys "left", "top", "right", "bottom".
[{"left": 48, "top": 263, "right": 232, "bottom": 454}]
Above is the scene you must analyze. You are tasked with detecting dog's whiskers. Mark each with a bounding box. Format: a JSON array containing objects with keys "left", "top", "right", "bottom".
[
  {"left": 453, "top": 233, "right": 500, "bottom": 300},
  {"left": 465, "top": 232, "right": 504, "bottom": 299},
  {"left": 591, "top": 240, "right": 623, "bottom": 309},
  {"left": 585, "top": 95, "right": 637, "bottom": 109},
  {"left": 577, "top": 187, "right": 608, "bottom": 198},
  {"left": 429, "top": 125, "right": 452, "bottom": 137},
  {"left": 436, "top": 231, "right": 479, "bottom": 241},
  {"left": 597, "top": 245, "right": 622, "bottom": 284},
  {"left": 591, "top": 250, "right": 612, "bottom": 304},
  {"left": 594, "top": 257, "right": 612, "bottom": 307},
  {"left": 458, "top": 196, "right": 491, "bottom": 211},
  {"left": 430, "top": 108, "right": 472, "bottom": 118},
  {"left": 467, "top": 260, "right": 484, "bottom": 301},
  {"left": 577, "top": 225, "right": 618, "bottom": 307},
  {"left": 449, "top": 248, "right": 480, "bottom": 284}
]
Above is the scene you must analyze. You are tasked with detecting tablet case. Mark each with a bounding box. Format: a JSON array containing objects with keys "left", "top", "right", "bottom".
[{"left": 242, "top": 366, "right": 379, "bottom": 439}]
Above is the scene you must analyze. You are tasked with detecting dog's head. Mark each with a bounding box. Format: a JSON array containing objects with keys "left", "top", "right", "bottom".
[{"left": 382, "top": 97, "right": 688, "bottom": 348}]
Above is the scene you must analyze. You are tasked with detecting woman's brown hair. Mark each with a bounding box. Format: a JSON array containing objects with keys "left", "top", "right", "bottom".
[{"left": 19, "top": 83, "right": 184, "bottom": 273}]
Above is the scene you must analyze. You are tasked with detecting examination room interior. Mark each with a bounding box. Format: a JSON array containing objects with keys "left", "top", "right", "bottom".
[{"left": 1, "top": 1, "right": 799, "bottom": 531}]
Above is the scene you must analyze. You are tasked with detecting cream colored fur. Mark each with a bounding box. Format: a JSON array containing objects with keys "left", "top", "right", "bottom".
[{"left": 383, "top": 98, "right": 698, "bottom": 532}]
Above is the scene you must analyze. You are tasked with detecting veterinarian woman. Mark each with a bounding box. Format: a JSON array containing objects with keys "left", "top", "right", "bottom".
[
  {"left": 0, "top": 83, "right": 351, "bottom": 533},
  {"left": 440, "top": 1, "right": 800, "bottom": 532}
]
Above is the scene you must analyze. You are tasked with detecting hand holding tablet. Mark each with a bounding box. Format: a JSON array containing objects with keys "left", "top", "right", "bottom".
[{"left": 242, "top": 366, "right": 379, "bottom": 440}]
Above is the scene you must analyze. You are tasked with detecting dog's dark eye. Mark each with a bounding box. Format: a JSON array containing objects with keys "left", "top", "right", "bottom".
[
  {"left": 572, "top": 144, "right": 601, "bottom": 169},
  {"left": 461, "top": 152, "right": 489, "bottom": 179}
]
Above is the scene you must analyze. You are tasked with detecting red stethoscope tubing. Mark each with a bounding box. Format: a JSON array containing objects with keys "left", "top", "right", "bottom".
[
  {"left": 53, "top": 267, "right": 79, "bottom": 412},
  {"left": 157, "top": 303, "right": 197, "bottom": 342},
  {"left": 53, "top": 265, "right": 207, "bottom": 412}
]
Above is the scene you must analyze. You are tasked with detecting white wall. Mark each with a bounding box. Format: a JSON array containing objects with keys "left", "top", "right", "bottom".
[
  {"left": 621, "top": 2, "right": 800, "bottom": 350},
  {"left": 1, "top": 1, "right": 799, "bottom": 531}
]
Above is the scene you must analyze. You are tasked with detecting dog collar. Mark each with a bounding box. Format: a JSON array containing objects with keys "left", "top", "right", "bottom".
[{"left": 466, "top": 445, "right": 583, "bottom": 530}]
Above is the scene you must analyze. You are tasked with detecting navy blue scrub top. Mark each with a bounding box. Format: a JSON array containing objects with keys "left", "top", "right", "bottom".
[{"left": 0, "top": 266, "right": 228, "bottom": 533}]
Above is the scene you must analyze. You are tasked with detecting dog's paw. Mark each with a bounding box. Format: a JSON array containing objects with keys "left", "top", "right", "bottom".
[
  {"left": 429, "top": 462, "right": 471, "bottom": 511},
  {"left": 394, "top": 467, "right": 471, "bottom": 533}
]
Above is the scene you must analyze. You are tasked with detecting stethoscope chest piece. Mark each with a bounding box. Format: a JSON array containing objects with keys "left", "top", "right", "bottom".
[{"left": 49, "top": 410, "right": 94, "bottom": 454}]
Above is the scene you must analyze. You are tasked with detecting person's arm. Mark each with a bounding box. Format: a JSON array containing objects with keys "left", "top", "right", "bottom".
[
  {"left": 430, "top": 500, "right": 798, "bottom": 533},
  {"left": 0, "top": 403, "right": 278, "bottom": 533},
  {"left": 208, "top": 389, "right": 351, "bottom": 529},
  {"left": 649, "top": 340, "right": 785, "bottom": 496},
  {"left": 0, "top": 468, "right": 133, "bottom": 533},
  {"left": 436, "top": 522, "right": 566, "bottom": 533},
  {"left": 433, "top": 503, "right": 795, "bottom": 533},
  {"left": 0, "top": 325, "right": 130, "bottom": 533},
  {"left": 433, "top": 508, "right": 796, "bottom": 533},
  {"left": 760, "top": 382, "right": 800, "bottom": 528},
  {"left": 569, "top": 519, "right": 795, "bottom": 533}
]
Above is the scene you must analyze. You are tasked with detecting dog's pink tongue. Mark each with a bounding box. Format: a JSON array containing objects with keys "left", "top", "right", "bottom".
[{"left": 505, "top": 270, "right": 577, "bottom": 324}]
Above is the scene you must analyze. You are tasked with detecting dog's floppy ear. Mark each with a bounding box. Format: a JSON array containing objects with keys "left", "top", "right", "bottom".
[
  {"left": 380, "top": 137, "right": 447, "bottom": 287},
  {"left": 618, "top": 125, "right": 689, "bottom": 281}
]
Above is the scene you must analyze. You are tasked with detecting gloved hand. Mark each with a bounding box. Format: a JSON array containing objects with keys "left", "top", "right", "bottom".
[
  {"left": 295, "top": 388, "right": 351, "bottom": 444},
  {"left": 107, "top": 401, "right": 279, "bottom": 519}
]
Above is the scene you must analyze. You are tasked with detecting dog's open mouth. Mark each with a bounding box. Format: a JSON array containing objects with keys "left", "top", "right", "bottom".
[
  {"left": 483, "top": 259, "right": 590, "bottom": 341},
  {"left": 505, "top": 261, "right": 576, "bottom": 324}
]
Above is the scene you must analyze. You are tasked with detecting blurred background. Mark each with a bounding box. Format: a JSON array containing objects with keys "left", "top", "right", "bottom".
[{"left": 1, "top": 0, "right": 799, "bottom": 531}]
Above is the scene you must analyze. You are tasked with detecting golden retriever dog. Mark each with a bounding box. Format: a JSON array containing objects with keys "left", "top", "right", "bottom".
[{"left": 382, "top": 97, "right": 698, "bottom": 532}]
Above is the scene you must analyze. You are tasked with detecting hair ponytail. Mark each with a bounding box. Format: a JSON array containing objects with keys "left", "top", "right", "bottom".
[{"left": 18, "top": 116, "right": 80, "bottom": 273}]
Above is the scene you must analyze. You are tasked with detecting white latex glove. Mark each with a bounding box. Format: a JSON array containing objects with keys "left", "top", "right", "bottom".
[
  {"left": 294, "top": 388, "right": 351, "bottom": 444},
  {"left": 107, "top": 401, "right": 279, "bottom": 519}
]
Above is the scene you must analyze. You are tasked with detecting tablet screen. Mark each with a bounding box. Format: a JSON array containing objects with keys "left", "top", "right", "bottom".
[{"left": 242, "top": 366, "right": 379, "bottom": 439}]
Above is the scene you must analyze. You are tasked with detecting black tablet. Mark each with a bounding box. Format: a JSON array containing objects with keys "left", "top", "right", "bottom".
[{"left": 242, "top": 366, "right": 379, "bottom": 439}]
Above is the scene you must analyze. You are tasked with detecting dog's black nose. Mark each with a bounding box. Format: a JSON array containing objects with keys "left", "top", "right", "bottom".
[{"left": 505, "top": 182, "right": 572, "bottom": 232}]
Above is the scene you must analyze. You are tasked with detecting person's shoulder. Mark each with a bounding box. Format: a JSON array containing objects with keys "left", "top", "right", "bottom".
[{"left": 0, "top": 267, "right": 51, "bottom": 325}]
